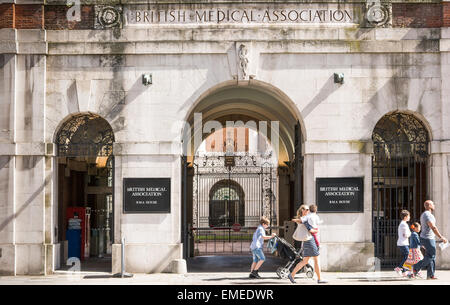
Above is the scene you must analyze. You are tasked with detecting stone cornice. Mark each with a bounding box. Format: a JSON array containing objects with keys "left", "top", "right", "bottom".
[
  {"left": 1, "top": 27, "right": 444, "bottom": 55},
  {"left": 4, "top": 140, "right": 450, "bottom": 156},
  {"left": 304, "top": 140, "right": 450, "bottom": 155},
  {"left": 0, "top": 0, "right": 444, "bottom": 5},
  {"left": 6, "top": 1, "right": 440, "bottom": 4}
]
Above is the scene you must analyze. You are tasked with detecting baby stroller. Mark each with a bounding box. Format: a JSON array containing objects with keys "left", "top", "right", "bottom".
[{"left": 269, "top": 236, "right": 314, "bottom": 279}]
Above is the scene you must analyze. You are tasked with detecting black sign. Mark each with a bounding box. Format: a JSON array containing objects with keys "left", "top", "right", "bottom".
[
  {"left": 123, "top": 178, "right": 171, "bottom": 213},
  {"left": 224, "top": 155, "right": 235, "bottom": 167},
  {"left": 316, "top": 177, "right": 364, "bottom": 213}
]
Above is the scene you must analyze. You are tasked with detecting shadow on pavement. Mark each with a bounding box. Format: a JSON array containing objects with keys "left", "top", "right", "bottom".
[
  {"left": 83, "top": 275, "right": 114, "bottom": 279},
  {"left": 202, "top": 276, "right": 284, "bottom": 281},
  {"left": 57, "top": 256, "right": 112, "bottom": 273},
  {"left": 187, "top": 256, "right": 286, "bottom": 273}
]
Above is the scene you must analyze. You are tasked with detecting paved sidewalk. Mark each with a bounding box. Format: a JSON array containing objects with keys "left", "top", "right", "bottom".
[
  {"left": 1, "top": 270, "right": 450, "bottom": 285},
  {"left": 1, "top": 256, "right": 449, "bottom": 285}
]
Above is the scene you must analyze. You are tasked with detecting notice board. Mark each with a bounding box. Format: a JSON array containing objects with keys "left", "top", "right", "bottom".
[
  {"left": 316, "top": 177, "right": 364, "bottom": 213},
  {"left": 123, "top": 178, "right": 171, "bottom": 213}
]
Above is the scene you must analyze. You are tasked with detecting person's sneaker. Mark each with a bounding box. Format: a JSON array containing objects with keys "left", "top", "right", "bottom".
[
  {"left": 414, "top": 271, "right": 424, "bottom": 279},
  {"left": 317, "top": 279, "right": 328, "bottom": 284},
  {"left": 287, "top": 274, "right": 296, "bottom": 284},
  {"left": 249, "top": 272, "right": 256, "bottom": 279},
  {"left": 253, "top": 270, "right": 261, "bottom": 279},
  {"left": 427, "top": 276, "right": 438, "bottom": 280},
  {"left": 394, "top": 267, "right": 402, "bottom": 276}
]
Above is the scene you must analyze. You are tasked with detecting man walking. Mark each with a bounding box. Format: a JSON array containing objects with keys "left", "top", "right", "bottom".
[{"left": 413, "top": 200, "right": 448, "bottom": 279}]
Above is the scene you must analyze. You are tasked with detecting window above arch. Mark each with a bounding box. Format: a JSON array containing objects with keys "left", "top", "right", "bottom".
[
  {"left": 372, "top": 112, "right": 429, "bottom": 159},
  {"left": 56, "top": 113, "right": 114, "bottom": 157},
  {"left": 372, "top": 112, "right": 429, "bottom": 144},
  {"left": 211, "top": 187, "right": 240, "bottom": 201}
]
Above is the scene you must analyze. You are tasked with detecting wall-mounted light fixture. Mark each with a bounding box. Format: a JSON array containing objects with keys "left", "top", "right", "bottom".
[
  {"left": 334, "top": 73, "right": 344, "bottom": 84},
  {"left": 142, "top": 73, "right": 152, "bottom": 86}
]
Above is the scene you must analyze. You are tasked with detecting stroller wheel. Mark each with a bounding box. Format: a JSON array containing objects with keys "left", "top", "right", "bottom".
[
  {"left": 276, "top": 267, "right": 283, "bottom": 279},
  {"left": 279, "top": 268, "right": 290, "bottom": 279},
  {"left": 305, "top": 267, "right": 314, "bottom": 279}
]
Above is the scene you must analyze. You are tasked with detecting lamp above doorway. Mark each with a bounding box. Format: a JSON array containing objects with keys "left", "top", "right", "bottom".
[
  {"left": 142, "top": 73, "right": 152, "bottom": 86},
  {"left": 334, "top": 73, "right": 344, "bottom": 84}
]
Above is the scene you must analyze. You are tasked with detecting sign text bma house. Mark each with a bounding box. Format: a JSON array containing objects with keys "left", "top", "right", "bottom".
[
  {"left": 316, "top": 177, "right": 364, "bottom": 213},
  {"left": 123, "top": 178, "right": 171, "bottom": 213}
]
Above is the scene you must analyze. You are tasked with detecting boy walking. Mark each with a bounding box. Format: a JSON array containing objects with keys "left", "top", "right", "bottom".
[
  {"left": 395, "top": 210, "right": 411, "bottom": 276},
  {"left": 249, "top": 217, "right": 276, "bottom": 279}
]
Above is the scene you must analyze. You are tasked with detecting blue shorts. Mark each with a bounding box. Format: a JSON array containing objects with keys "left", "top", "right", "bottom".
[{"left": 251, "top": 248, "right": 265, "bottom": 263}]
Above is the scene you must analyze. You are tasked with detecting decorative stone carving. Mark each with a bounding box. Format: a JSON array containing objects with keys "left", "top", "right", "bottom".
[
  {"left": 95, "top": 6, "right": 122, "bottom": 29},
  {"left": 365, "top": 1, "right": 391, "bottom": 27},
  {"left": 237, "top": 43, "right": 249, "bottom": 80}
]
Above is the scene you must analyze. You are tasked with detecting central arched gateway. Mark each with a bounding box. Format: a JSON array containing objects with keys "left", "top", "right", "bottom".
[{"left": 181, "top": 81, "right": 305, "bottom": 258}]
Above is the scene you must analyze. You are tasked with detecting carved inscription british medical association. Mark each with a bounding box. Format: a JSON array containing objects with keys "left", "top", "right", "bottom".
[{"left": 125, "top": 7, "right": 355, "bottom": 25}]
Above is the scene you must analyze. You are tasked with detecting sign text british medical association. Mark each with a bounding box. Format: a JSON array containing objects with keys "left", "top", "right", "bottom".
[
  {"left": 125, "top": 7, "right": 354, "bottom": 25},
  {"left": 316, "top": 177, "right": 364, "bottom": 213},
  {"left": 123, "top": 178, "right": 171, "bottom": 213}
]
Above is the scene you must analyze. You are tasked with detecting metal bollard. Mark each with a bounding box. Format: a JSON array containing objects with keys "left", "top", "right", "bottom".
[{"left": 113, "top": 237, "right": 133, "bottom": 278}]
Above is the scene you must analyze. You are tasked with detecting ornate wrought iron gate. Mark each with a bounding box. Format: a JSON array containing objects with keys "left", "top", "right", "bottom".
[
  {"left": 190, "top": 153, "right": 277, "bottom": 256},
  {"left": 372, "top": 113, "right": 429, "bottom": 268}
]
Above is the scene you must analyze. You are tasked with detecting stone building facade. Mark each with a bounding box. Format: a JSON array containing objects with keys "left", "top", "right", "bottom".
[{"left": 1, "top": 0, "right": 450, "bottom": 275}]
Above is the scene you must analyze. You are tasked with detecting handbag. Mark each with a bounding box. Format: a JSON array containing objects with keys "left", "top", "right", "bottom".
[
  {"left": 292, "top": 223, "right": 311, "bottom": 242},
  {"left": 267, "top": 238, "right": 277, "bottom": 254}
]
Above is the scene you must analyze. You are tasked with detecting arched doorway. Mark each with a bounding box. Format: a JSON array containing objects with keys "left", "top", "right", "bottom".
[
  {"left": 55, "top": 113, "right": 115, "bottom": 272},
  {"left": 372, "top": 112, "right": 430, "bottom": 267},
  {"left": 181, "top": 81, "right": 305, "bottom": 258},
  {"left": 209, "top": 179, "right": 245, "bottom": 228}
]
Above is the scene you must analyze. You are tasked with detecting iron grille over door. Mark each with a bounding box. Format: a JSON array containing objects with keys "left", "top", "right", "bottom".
[
  {"left": 372, "top": 113, "right": 429, "bottom": 268},
  {"left": 56, "top": 113, "right": 114, "bottom": 157}
]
